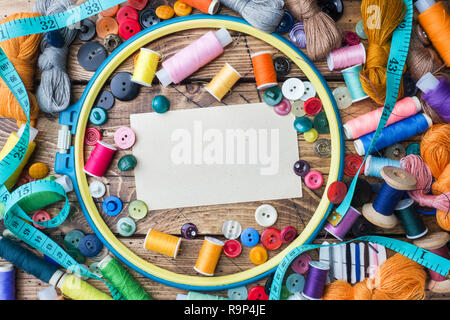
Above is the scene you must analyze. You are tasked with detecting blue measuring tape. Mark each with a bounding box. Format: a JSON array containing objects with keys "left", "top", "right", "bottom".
[{"left": 269, "top": 235, "right": 450, "bottom": 300}]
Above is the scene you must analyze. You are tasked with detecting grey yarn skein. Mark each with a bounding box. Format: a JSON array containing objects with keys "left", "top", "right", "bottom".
[
  {"left": 34, "top": 0, "right": 77, "bottom": 114},
  {"left": 220, "top": 0, "right": 285, "bottom": 33}
]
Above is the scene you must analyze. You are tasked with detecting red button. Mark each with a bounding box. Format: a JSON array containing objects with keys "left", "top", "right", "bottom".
[
  {"left": 32, "top": 210, "right": 51, "bottom": 229},
  {"left": 280, "top": 226, "right": 297, "bottom": 243},
  {"left": 291, "top": 253, "right": 312, "bottom": 274},
  {"left": 304, "top": 97, "right": 322, "bottom": 116},
  {"left": 304, "top": 170, "right": 324, "bottom": 189},
  {"left": 248, "top": 286, "right": 269, "bottom": 300},
  {"left": 117, "top": 6, "right": 139, "bottom": 24},
  {"left": 327, "top": 181, "right": 348, "bottom": 204},
  {"left": 127, "top": 0, "right": 148, "bottom": 10},
  {"left": 344, "top": 154, "right": 364, "bottom": 177},
  {"left": 119, "top": 19, "right": 142, "bottom": 40},
  {"left": 344, "top": 31, "right": 360, "bottom": 45},
  {"left": 223, "top": 239, "right": 242, "bottom": 258},
  {"left": 260, "top": 227, "right": 282, "bottom": 251},
  {"left": 85, "top": 127, "right": 102, "bottom": 146}
]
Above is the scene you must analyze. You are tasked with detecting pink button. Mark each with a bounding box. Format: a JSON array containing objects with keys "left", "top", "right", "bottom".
[
  {"left": 32, "top": 210, "right": 51, "bottom": 229},
  {"left": 304, "top": 170, "right": 323, "bottom": 189},
  {"left": 114, "top": 127, "right": 136, "bottom": 150},
  {"left": 274, "top": 98, "right": 291, "bottom": 116},
  {"left": 280, "top": 226, "right": 297, "bottom": 243},
  {"left": 291, "top": 253, "right": 312, "bottom": 274}
]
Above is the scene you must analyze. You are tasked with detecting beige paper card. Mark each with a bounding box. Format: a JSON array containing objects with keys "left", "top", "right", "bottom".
[{"left": 130, "top": 103, "right": 302, "bottom": 210}]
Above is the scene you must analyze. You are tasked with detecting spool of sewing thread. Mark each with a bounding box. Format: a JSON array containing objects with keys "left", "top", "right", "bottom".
[
  {"left": 131, "top": 48, "right": 161, "bottom": 87},
  {"left": 143, "top": 229, "right": 181, "bottom": 259},
  {"left": 414, "top": 232, "right": 450, "bottom": 283},
  {"left": 289, "top": 22, "right": 306, "bottom": 49},
  {"left": 394, "top": 199, "right": 428, "bottom": 239},
  {"left": 194, "top": 237, "right": 224, "bottom": 276},
  {"left": 180, "top": 0, "right": 220, "bottom": 14},
  {"left": 364, "top": 155, "right": 401, "bottom": 179},
  {"left": 99, "top": 255, "right": 151, "bottom": 300},
  {"left": 416, "top": 73, "right": 450, "bottom": 123},
  {"left": 301, "top": 261, "right": 329, "bottom": 300},
  {"left": 327, "top": 43, "right": 366, "bottom": 71},
  {"left": 415, "top": 0, "right": 450, "bottom": 65},
  {"left": 341, "top": 64, "right": 369, "bottom": 102},
  {"left": 324, "top": 206, "right": 362, "bottom": 241},
  {"left": 0, "top": 264, "right": 15, "bottom": 300},
  {"left": 343, "top": 97, "right": 422, "bottom": 139},
  {"left": 362, "top": 166, "right": 417, "bottom": 229},
  {"left": 84, "top": 141, "right": 116, "bottom": 178},
  {"left": 251, "top": 51, "right": 278, "bottom": 90},
  {"left": 205, "top": 63, "right": 241, "bottom": 101},
  {"left": 354, "top": 113, "right": 433, "bottom": 156},
  {"left": 57, "top": 273, "right": 112, "bottom": 300},
  {"left": 156, "top": 28, "right": 232, "bottom": 87}
]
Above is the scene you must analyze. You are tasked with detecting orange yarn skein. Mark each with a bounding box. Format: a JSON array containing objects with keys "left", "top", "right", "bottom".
[
  {"left": 360, "top": 0, "right": 406, "bottom": 105},
  {"left": 0, "top": 13, "right": 42, "bottom": 128}
]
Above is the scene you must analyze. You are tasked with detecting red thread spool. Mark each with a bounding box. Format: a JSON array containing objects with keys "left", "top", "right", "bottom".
[
  {"left": 251, "top": 51, "right": 278, "bottom": 90},
  {"left": 84, "top": 141, "right": 116, "bottom": 178}
]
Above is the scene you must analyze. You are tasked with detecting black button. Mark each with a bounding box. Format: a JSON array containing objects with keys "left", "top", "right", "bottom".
[
  {"left": 403, "top": 73, "right": 418, "bottom": 97},
  {"left": 110, "top": 72, "right": 140, "bottom": 101},
  {"left": 318, "top": 0, "right": 344, "bottom": 21},
  {"left": 77, "top": 42, "right": 108, "bottom": 71},
  {"left": 273, "top": 56, "right": 291, "bottom": 77},
  {"left": 95, "top": 90, "right": 115, "bottom": 110},
  {"left": 277, "top": 11, "right": 295, "bottom": 33},
  {"left": 139, "top": 9, "right": 160, "bottom": 29},
  {"left": 77, "top": 19, "right": 96, "bottom": 42},
  {"left": 104, "top": 34, "right": 122, "bottom": 52}
]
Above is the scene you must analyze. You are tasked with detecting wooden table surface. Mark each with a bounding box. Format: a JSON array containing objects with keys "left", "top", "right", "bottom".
[{"left": 0, "top": 0, "right": 448, "bottom": 300}]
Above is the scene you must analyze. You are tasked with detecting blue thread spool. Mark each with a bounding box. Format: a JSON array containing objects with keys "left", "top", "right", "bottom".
[
  {"left": 362, "top": 166, "right": 417, "bottom": 229},
  {"left": 341, "top": 64, "right": 369, "bottom": 102},
  {"left": 364, "top": 155, "right": 401, "bottom": 179},
  {"left": 0, "top": 264, "right": 15, "bottom": 300}
]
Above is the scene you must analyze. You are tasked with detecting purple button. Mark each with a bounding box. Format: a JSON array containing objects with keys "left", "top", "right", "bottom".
[
  {"left": 291, "top": 253, "right": 312, "bottom": 274},
  {"left": 293, "top": 160, "right": 310, "bottom": 177},
  {"left": 274, "top": 98, "right": 292, "bottom": 116}
]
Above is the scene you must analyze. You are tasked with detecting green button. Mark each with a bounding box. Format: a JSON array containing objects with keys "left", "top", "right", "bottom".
[
  {"left": 280, "top": 285, "right": 290, "bottom": 300},
  {"left": 152, "top": 95, "right": 170, "bottom": 113},
  {"left": 313, "top": 111, "right": 330, "bottom": 134},
  {"left": 117, "top": 217, "right": 137, "bottom": 237},
  {"left": 64, "top": 230, "right": 85, "bottom": 250},
  {"left": 128, "top": 200, "right": 148, "bottom": 220},
  {"left": 406, "top": 143, "right": 420, "bottom": 156},
  {"left": 89, "top": 107, "right": 108, "bottom": 125},
  {"left": 263, "top": 87, "right": 283, "bottom": 106},
  {"left": 294, "top": 116, "right": 313, "bottom": 133},
  {"left": 118, "top": 154, "right": 137, "bottom": 171}
]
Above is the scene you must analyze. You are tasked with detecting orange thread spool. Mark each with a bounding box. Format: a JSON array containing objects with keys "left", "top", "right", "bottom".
[
  {"left": 180, "top": 0, "right": 220, "bottom": 15},
  {"left": 205, "top": 63, "right": 241, "bottom": 101},
  {"left": 143, "top": 229, "right": 182, "bottom": 258},
  {"left": 194, "top": 237, "right": 224, "bottom": 276},
  {"left": 251, "top": 51, "right": 278, "bottom": 90},
  {"left": 417, "top": 1, "right": 450, "bottom": 65}
]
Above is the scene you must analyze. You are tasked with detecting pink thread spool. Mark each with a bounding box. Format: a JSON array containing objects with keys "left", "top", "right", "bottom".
[
  {"left": 84, "top": 141, "right": 116, "bottom": 178},
  {"left": 327, "top": 43, "right": 366, "bottom": 71},
  {"left": 414, "top": 232, "right": 450, "bottom": 282},
  {"left": 324, "top": 206, "right": 361, "bottom": 241},
  {"left": 156, "top": 28, "right": 232, "bottom": 87},
  {"left": 343, "top": 96, "right": 421, "bottom": 139}
]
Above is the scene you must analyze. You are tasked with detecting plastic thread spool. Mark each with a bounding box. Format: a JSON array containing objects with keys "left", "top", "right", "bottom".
[
  {"left": 194, "top": 237, "right": 224, "bottom": 276},
  {"left": 324, "top": 206, "right": 361, "bottom": 241},
  {"left": 131, "top": 48, "right": 161, "bottom": 87},
  {"left": 143, "top": 229, "right": 181, "bottom": 259},
  {"left": 84, "top": 141, "right": 116, "bottom": 178},
  {"left": 179, "top": 0, "right": 220, "bottom": 14},
  {"left": 301, "top": 261, "right": 329, "bottom": 300},
  {"left": 394, "top": 198, "right": 428, "bottom": 240},
  {"left": 327, "top": 43, "right": 366, "bottom": 71},
  {"left": 205, "top": 63, "right": 241, "bottom": 101},
  {"left": 341, "top": 64, "right": 369, "bottom": 103},
  {"left": 362, "top": 166, "right": 417, "bottom": 229},
  {"left": 0, "top": 263, "right": 15, "bottom": 300},
  {"left": 251, "top": 51, "right": 278, "bottom": 90},
  {"left": 416, "top": 72, "right": 450, "bottom": 123},
  {"left": 364, "top": 155, "right": 401, "bottom": 179}
]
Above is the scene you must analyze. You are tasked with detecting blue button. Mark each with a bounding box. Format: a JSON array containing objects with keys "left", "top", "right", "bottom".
[
  {"left": 277, "top": 11, "right": 295, "bottom": 33},
  {"left": 240, "top": 228, "right": 260, "bottom": 247},
  {"left": 78, "top": 234, "right": 103, "bottom": 258},
  {"left": 228, "top": 286, "right": 248, "bottom": 300},
  {"left": 286, "top": 273, "right": 305, "bottom": 293},
  {"left": 102, "top": 196, "right": 123, "bottom": 216}
]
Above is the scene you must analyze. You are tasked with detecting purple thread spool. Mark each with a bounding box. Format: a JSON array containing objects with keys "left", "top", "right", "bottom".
[
  {"left": 302, "top": 261, "right": 329, "bottom": 300},
  {"left": 289, "top": 23, "right": 306, "bottom": 49},
  {"left": 0, "top": 264, "right": 15, "bottom": 300},
  {"left": 417, "top": 73, "right": 450, "bottom": 123},
  {"left": 324, "top": 206, "right": 362, "bottom": 241}
]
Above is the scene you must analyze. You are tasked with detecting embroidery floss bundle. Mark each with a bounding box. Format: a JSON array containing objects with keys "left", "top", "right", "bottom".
[{"left": 284, "top": 0, "right": 342, "bottom": 61}]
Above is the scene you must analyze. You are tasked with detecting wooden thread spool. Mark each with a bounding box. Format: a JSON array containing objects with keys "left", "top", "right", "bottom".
[
  {"left": 205, "top": 63, "right": 241, "bottom": 101},
  {"left": 131, "top": 48, "right": 161, "bottom": 87},
  {"left": 194, "top": 237, "right": 224, "bottom": 276},
  {"left": 143, "top": 229, "right": 182, "bottom": 259},
  {"left": 251, "top": 51, "right": 278, "bottom": 90},
  {"left": 362, "top": 166, "right": 417, "bottom": 229}
]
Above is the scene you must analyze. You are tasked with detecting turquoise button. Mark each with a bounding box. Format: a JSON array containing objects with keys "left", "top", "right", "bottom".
[
  {"left": 286, "top": 273, "right": 305, "bottom": 293},
  {"left": 117, "top": 217, "right": 136, "bottom": 237},
  {"left": 406, "top": 143, "right": 420, "bottom": 156},
  {"left": 118, "top": 154, "right": 137, "bottom": 171},
  {"left": 152, "top": 95, "right": 170, "bottom": 113},
  {"left": 294, "top": 116, "right": 313, "bottom": 133},
  {"left": 228, "top": 286, "right": 248, "bottom": 300},
  {"left": 355, "top": 20, "right": 367, "bottom": 40},
  {"left": 64, "top": 230, "right": 85, "bottom": 250},
  {"left": 89, "top": 107, "right": 108, "bottom": 125},
  {"left": 263, "top": 86, "right": 283, "bottom": 106}
]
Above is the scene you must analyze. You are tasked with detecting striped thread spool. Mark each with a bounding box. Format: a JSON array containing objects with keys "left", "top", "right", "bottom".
[
  {"left": 394, "top": 198, "right": 428, "bottom": 239},
  {"left": 84, "top": 141, "right": 116, "bottom": 178},
  {"left": 194, "top": 237, "right": 224, "bottom": 276},
  {"left": 205, "top": 63, "right": 241, "bottom": 101},
  {"left": 341, "top": 64, "right": 369, "bottom": 102},
  {"left": 131, "top": 48, "right": 161, "bottom": 87},
  {"left": 143, "top": 229, "right": 182, "bottom": 259},
  {"left": 251, "top": 51, "right": 278, "bottom": 90}
]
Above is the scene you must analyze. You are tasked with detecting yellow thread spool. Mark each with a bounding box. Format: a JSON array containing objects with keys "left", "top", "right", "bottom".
[
  {"left": 205, "top": 63, "right": 241, "bottom": 101},
  {"left": 58, "top": 274, "right": 113, "bottom": 300},
  {"left": 194, "top": 237, "right": 224, "bottom": 276},
  {"left": 131, "top": 48, "right": 161, "bottom": 87},
  {"left": 143, "top": 229, "right": 182, "bottom": 258}
]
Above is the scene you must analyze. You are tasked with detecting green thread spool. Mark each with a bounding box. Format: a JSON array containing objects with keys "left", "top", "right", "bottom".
[
  {"left": 178, "top": 291, "right": 229, "bottom": 300},
  {"left": 341, "top": 64, "right": 369, "bottom": 103},
  {"left": 395, "top": 199, "right": 428, "bottom": 239},
  {"left": 98, "top": 255, "right": 151, "bottom": 300}
]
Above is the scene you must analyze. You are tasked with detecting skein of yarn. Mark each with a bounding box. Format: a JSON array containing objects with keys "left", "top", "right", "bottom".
[
  {"left": 0, "top": 13, "right": 42, "bottom": 128},
  {"left": 220, "top": 0, "right": 285, "bottom": 33},
  {"left": 33, "top": 0, "right": 77, "bottom": 114},
  {"left": 359, "top": 0, "right": 406, "bottom": 105},
  {"left": 284, "top": 0, "right": 342, "bottom": 61}
]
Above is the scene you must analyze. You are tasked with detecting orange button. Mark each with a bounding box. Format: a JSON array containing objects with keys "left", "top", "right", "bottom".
[
  {"left": 174, "top": 1, "right": 192, "bottom": 16},
  {"left": 249, "top": 246, "right": 268, "bottom": 265},
  {"left": 100, "top": 5, "right": 119, "bottom": 17},
  {"left": 96, "top": 17, "right": 119, "bottom": 39},
  {"left": 155, "top": 5, "right": 175, "bottom": 20}
]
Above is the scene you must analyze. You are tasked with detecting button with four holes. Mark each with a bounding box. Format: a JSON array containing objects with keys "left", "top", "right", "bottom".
[
  {"left": 280, "top": 226, "right": 297, "bottom": 243},
  {"left": 240, "top": 228, "right": 260, "bottom": 247},
  {"left": 84, "top": 127, "right": 102, "bottom": 146},
  {"left": 282, "top": 78, "right": 305, "bottom": 101},
  {"left": 111, "top": 72, "right": 140, "bottom": 101},
  {"left": 293, "top": 159, "right": 310, "bottom": 177},
  {"left": 286, "top": 273, "right": 305, "bottom": 293},
  {"left": 77, "top": 42, "right": 107, "bottom": 71},
  {"left": 223, "top": 239, "right": 242, "bottom": 258},
  {"left": 181, "top": 223, "right": 198, "bottom": 239},
  {"left": 333, "top": 86, "right": 352, "bottom": 109},
  {"left": 304, "top": 170, "right": 324, "bottom": 189},
  {"left": 114, "top": 126, "right": 136, "bottom": 150},
  {"left": 95, "top": 90, "right": 115, "bottom": 110},
  {"left": 255, "top": 204, "right": 278, "bottom": 227},
  {"left": 96, "top": 17, "right": 119, "bottom": 39},
  {"left": 300, "top": 81, "right": 316, "bottom": 101},
  {"left": 228, "top": 286, "right": 247, "bottom": 300},
  {"left": 102, "top": 196, "right": 123, "bottom": 216},
  {"left": 222, "top": 220, "right": 242, "bottom": 240},
  {"left": 263, "top": 86, "right": 283, "bottom": 106},
  {"left": 89, "top": 180, "right": 106, "bottom": 198},
  {"left": 291, "top": 253, "right": 312, "bottom": 274},
  {"left": 77, "top": 19, "right": 96, "bottom": 41},
  {"left": 261, "top": 227, "right": 282, "bottom": 250},
  {"left": 78, "top": 234, "right": 103, "bottom": 258},
  {"left": 274, "top": 98, "right": 291, "bottom": 116},
  {"left": 119, "top": 18, "right": 142, "bottom": 40},
  {"left": 32, "top": 210, "right": 51, "bottom": 229},
  {"left": 89, "top": 107, "right": 108, "bottom": 126},
  {"left": 139, "top": 9, "right": 160, "bottom": 29},
  {"left": 117, "top": 6, "right": 139, "bottom": 24},
  {"left": 117, "top": 217, "right": 136, "bottom": 237},
  {"left": 248, "top": 286, "right": 269, "bottom": 300},
  {"left": 128, "top": 200, "right": 148, "bottom": 220},
  {"left": 273, "top": 56, "right": 291, "bottom": 77}
]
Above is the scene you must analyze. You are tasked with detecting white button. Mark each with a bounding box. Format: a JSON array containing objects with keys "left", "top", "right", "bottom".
[
  {"left": 282, "top": 78, "right": 305, "bottom": 101},
  {"left": 333, "top": 87, "right": 353, "bottom": 110},
  {"left": 300, "top": 81, "right": 316, "bottom": 101},
  {"left": 255, "top": 204, "right": 278, "bottom": 227},
  {"left": 290, "top": 100, "right": 305, "bottom": 117},
  {"left": 222, "top": 220, "right": 242, "bottom": 240},
  {"left": 89, "top": 180, "right": 106, "bottom": 198}
]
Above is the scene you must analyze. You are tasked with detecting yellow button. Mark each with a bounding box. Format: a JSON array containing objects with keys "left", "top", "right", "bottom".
[
  {"left": 174, "top": 1, "right": 192, "bottom": 16},
  {"left": 249, "top": 246, "right": 268, "bottom": 265},
  {"left": 304, "top": 128, "right": 319, "bottom": 143},
  {"left": 155, "top": 5, "right": 175, "bottom": 20}
]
